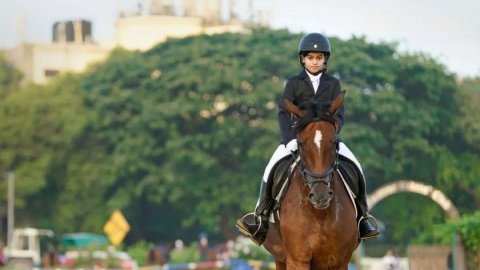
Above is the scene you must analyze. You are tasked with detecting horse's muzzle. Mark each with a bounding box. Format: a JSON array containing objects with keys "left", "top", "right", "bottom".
[{"left": 308, "top": 188, "right": 333, "bottom": 209}]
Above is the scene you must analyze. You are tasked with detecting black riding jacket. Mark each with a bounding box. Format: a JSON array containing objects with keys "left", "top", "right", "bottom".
[{"left": 278, "top": 69, "right": 345, "bottom": 144}]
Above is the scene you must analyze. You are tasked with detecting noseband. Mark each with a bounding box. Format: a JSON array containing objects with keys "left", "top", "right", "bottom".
[{"left": 300, "top": 163, "right": 336, "bottom": 188}]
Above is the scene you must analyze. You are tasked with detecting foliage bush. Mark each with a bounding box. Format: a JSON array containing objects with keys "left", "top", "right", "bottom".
[
  {"left": 169, "top": 243, "right": 201, "bottom": 263},
  {"left": 125, "top": 240, "right": 154, "bottom": 267},
  {"left": 437, "top": 211, "right": 480, "bottom": 267}
]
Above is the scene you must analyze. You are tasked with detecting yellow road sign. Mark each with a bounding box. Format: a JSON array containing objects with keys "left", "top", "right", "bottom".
[{"left": 103, "top": 210, "right": 130, "bottom": 245}]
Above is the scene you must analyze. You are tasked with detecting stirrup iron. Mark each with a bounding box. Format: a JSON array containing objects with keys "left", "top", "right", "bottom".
[
  {"left": 358, "top": 214, "right": 379, "bottom": 240},
  {"left": 236, "top": 212, "right": 263, "bottom": 236}
]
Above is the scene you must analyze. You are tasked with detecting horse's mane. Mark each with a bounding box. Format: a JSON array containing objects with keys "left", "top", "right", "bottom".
[{"left": 293, "top": 99, "right": 336, "bottom": 133}]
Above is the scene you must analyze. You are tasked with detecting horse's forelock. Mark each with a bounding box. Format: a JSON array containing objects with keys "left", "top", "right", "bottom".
[{"left": 293, "top": 99, "right": 333, "bottom": 133}]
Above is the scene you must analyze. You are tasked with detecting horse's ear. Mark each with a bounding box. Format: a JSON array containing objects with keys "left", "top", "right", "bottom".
[
  {"left": 328, "top": 90, "right": 346, "bottom": 115},
  {"left": 283, "top": 98, "right": 304, "bottom": 118}
]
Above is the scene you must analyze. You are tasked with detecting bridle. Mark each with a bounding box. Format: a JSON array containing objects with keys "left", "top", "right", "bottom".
[{"left": 296, "top": 116, "right": 339, "bottom": 189}]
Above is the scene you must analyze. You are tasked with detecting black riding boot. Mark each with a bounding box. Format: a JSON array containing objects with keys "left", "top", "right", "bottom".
[
  {"left": 236, "top": 180, "right": 273, "bottom": 245},
  {"left": 356, "top": 174, "right": 380, "bottom": 240}
]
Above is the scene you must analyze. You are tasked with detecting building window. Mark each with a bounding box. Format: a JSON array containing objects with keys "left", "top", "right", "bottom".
[{"left": 44, "top": 69, "right": 60, "bottom": 77}]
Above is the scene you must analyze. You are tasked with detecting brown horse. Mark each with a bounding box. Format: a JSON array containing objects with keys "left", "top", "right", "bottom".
[{"left": 263, "top": 92, "right": 359, "bottom": 270}]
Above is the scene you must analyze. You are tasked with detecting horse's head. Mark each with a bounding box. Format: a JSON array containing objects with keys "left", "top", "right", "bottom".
[{"left": 284, "top": 91, "right": 345, "bottom": 209}]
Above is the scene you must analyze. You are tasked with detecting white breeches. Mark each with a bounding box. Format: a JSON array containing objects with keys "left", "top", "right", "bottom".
[
  {"left": 260, "top": 140, "right": 364, "bottom": 184},
  {"left": 338, "top": 142, "right": 364, "bottom": 175}
]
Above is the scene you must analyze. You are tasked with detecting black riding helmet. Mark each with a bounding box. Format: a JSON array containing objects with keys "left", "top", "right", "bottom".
[{"left": 298, "top": 33, "right": 331, "bottom": 71}]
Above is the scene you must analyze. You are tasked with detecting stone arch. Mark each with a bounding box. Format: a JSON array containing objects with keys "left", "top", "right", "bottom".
[
  {"left": 367, "top": 180, "right": 459, "bottom": 219},
  {"left": 367, "top": 180, "right": 466, "bottom": 270}
]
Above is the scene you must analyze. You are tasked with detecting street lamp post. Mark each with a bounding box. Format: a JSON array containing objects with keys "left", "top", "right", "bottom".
[
  {"left": 1, "top": 171, "right": 15, "bottom": 248},
  {"left": 6, "top": 172, "right": 14, "bottom": 248}
]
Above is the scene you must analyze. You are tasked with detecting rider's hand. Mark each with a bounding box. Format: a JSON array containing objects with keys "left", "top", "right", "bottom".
[{"left": 285, "top": 139, "right": 298, "bottom": 152}]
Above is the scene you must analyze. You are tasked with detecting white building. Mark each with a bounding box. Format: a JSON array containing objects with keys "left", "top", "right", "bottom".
[
  {"left": 5, "top": 40, "right": 110, "bottom": 85},
  {"left": 4, "top": 0, "right": 263, "bottom": 84}
]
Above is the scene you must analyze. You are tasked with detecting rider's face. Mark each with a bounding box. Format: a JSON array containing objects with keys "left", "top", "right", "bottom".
[{"left": 301, "top": 52, "right": 325, "bottom": 74}]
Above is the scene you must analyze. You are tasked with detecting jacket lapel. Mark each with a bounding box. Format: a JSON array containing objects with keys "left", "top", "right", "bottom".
[
  {"left": 299, "top": 70, "right": 315, "bottom": 93},
  {"left": 315, "top": 73, "right": 330, "bottom": 96}
]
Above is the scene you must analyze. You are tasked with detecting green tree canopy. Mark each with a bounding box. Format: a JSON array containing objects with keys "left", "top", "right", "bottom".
[
  {"left": 0, "top": 29, "right": 478, "bottom": 255},
  {"left": 0, "top": 53, "right": 22, "bottom": 98}
]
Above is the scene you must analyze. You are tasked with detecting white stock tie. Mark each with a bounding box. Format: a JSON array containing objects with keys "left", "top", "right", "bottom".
[{"left": 312, "top": 78, "right": 320, "bottom": 93}]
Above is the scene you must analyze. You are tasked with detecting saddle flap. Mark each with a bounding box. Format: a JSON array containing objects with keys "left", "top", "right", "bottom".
[
  {"left": 271, "top": 157, "right": 294, "bottom": 197},
  {"left": 338, "top": 158, "right": 360, "bottom": 196}
]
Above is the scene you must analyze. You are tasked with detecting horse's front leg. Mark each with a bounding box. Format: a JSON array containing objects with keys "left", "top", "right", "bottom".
[{"left": 274, "top": 260, "right": 286, "bottom": 270}]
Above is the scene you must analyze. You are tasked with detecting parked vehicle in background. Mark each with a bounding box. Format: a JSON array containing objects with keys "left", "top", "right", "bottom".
[
  {"left": 61, "top": 232, "right": 108, "bottom": 249},
  {"left": 3, "top": 228, "right": 137, "bottom": 269},
  {"left": 3, "top": 227, "right": 55, "bottom": 268}
]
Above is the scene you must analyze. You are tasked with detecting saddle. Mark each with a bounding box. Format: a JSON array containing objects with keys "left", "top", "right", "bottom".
[
  {"left": 268, "top": 155, "right": 362, "bottom": 221},
  {"left": 337, "top": 156, "right": 361, "bottom": 196}
]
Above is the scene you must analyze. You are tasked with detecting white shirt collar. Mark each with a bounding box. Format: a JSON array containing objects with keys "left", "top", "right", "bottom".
[{"left": 306, "top": 70, "right": 322, "bottom": 82}]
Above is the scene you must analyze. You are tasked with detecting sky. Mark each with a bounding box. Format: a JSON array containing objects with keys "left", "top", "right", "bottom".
[{"left": 0, "top": 0, "right": 479, "bottom": 78}]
